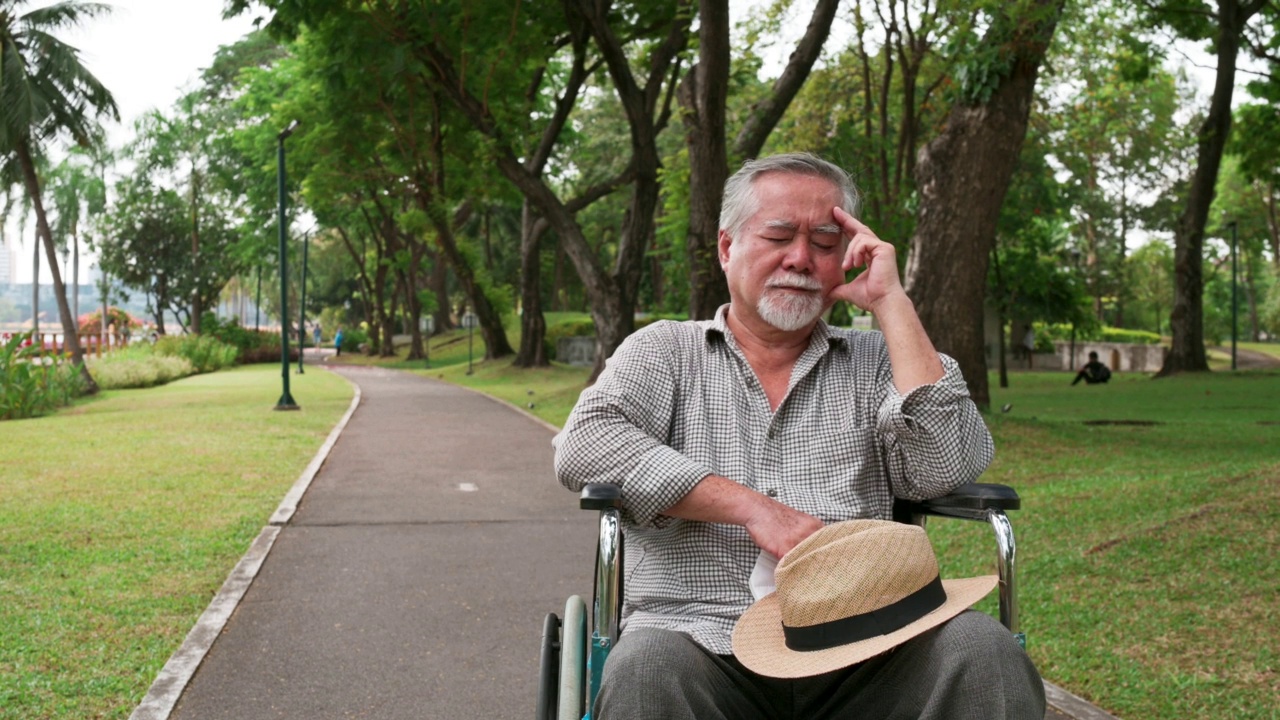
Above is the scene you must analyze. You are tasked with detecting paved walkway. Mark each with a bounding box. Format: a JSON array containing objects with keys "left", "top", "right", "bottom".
[{"left": 135, "top": 362, "right": 1107, "bottom": 719}]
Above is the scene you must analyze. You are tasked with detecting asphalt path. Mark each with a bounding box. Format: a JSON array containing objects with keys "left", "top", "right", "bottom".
[
  {"left": 162, "top": 361, "right": 1091, "bottom": 720},
  {"left": 169, "top": 365, "right": 595, "bottom": 719}
]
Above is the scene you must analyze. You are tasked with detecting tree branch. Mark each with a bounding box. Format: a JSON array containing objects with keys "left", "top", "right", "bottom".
[{"left": 732, "top": 0, "right": 839, "bottom": 158}]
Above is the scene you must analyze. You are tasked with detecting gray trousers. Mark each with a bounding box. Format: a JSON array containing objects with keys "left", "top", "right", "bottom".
[{"left": 595, "top": 611, "right": 1045, "bottom": 720}]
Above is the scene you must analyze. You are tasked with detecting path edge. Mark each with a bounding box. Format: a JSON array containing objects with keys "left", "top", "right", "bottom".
[
  {"left": 1044, "top": 680, "right": 1119, "bottom": 719},
  {"left": 127, "top": 368, "right": 362, "bottom": 720}
]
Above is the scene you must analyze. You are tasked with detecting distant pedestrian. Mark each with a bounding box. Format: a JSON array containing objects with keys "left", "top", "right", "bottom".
[
  {"left": 313, "top": 324, "right": 322, "bottom": 347},
  {"left": 1022, "top": 327, "right": 1035, "bottom": 368},
  {"left": 334, "top": 328, "right": 344, "bottom": 357},
  {"left": 1072, "top": 351, "right": 1111, "bottom": 386}
]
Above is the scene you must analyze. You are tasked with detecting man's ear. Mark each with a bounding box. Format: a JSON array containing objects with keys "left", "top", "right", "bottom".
[{"left": 717, "top": 229, "right": 733, "bottom": 270}]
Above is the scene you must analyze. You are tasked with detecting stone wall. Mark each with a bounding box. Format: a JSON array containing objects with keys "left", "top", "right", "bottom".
[
  {"left": 557, "top": 336, "right": 598, "bottom": 367},
  {"left": 1054, "top": 341, "right": 1167, "bottom": 372}
]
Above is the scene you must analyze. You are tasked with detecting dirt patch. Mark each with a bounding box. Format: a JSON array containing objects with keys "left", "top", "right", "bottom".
[{"left": 1084, "top": 506, "right": 1216, "bottom": 555}]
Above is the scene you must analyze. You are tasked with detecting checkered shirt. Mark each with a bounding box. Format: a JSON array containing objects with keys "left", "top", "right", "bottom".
[{"left": 552, "top": 306, "right": 994, "bottom": 655}]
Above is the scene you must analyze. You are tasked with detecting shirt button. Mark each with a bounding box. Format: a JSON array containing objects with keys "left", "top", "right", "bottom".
[{"left": 766, "top": 488, "right": 779, "bottom": 497}]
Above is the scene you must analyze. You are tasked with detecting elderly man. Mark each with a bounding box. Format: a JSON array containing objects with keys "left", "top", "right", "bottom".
[{"left": 553, "top": 153, "right": 1043, "bottom": 719}]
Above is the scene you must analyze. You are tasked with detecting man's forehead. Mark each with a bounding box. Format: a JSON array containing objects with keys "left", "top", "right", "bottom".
[{"left": 761, "top": 218, "right": 843, "bottom": 234}]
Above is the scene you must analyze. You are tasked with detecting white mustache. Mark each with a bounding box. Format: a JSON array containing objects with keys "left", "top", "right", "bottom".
[{"left": 765, "top": 273, "right": 821, "bottom": 291}]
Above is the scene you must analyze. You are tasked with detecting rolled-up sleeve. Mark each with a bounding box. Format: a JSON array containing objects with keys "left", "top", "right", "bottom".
[
  {"left": 553, "top": 324, "right": 713, "bottom": 527},
  {"left": 875, "top": 354, "right": 995, "bottom": 501}
]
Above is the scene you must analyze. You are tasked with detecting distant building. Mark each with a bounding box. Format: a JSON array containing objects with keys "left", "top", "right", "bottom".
[{"left": 0, "top": 237, "right": 12, "bottom": 287}]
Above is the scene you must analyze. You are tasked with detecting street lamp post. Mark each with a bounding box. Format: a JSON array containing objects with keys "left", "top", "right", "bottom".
[
  {"left": 275, "top": 120, "right": 301, "bottom": 411},
  {"left": 1230, "top": 221, "right": 1238, "bottom": 371},
  {"left": 296, "top": 231, "right": 309, "bottom": 375}
]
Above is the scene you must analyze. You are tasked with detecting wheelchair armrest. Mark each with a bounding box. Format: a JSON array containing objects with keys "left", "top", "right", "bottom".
[
  {"left": 580, "top": 484, "right": 622, "bottom": 511},
  {"left": 893, "top": 483, "right": 1020, "bottom": 522}
]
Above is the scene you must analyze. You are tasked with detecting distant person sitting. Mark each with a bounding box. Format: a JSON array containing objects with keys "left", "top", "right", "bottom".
[{"left": 1072, "top": 351, "right": 1111, "bottom": 385}]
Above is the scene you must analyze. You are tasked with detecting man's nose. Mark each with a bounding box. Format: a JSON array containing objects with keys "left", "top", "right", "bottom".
[{"left": 780, "top": 238, "right": 813, "bottom": 272}]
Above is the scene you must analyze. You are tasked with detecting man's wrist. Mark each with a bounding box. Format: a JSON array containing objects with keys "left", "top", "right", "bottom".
[{"left": 869, "top": 289, "right": 914, "bottom": 319}]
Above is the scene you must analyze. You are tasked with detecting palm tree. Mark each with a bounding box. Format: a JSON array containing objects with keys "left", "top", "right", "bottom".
[
  {"left": 1, "top": 0, "right": 118, "bottom": 393},
  {"left": 48, "top": 148, "right": 107, "bottom": 322}
]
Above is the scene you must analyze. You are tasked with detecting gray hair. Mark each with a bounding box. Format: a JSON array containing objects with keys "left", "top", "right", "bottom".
[{"left": 719, "top": 153, "right": 861, "bottom": 240}]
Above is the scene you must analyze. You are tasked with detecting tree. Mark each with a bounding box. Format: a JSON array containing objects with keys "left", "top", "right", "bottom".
[
  {"left": 1128, "top": 239, "right": 1176, "bottom": 336},
  {"left": 100, "top": 174, "right": 242, "bottom": 333},
  {"left": 1229, "top": 77, "right": 1280, "bottom": 270},
  {"left": 1211, "top": 155, "right": 1274, "bottom": 340},
  {"left": 413, "top": 0, "right": 692, "bottom": 378},
  {"left": 903, "top": 0, "right": 1067, "bottom": 408},
  {"left": 0, "top": 0, "right": 118, "bottom": 393},
  {"left": 46, "top": 147, "right": 107, "bottom": 321},
  {"left": 680, "top": 0, "right": 839, "bottom": 319},
  {"left": 1146, "top": 0, "right": 1274, "bottom": 375},
  {"left": 1046, "top": 5, "right": 1192, "bottom": 328}
]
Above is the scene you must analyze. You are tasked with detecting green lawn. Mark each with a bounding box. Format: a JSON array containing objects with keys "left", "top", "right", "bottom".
[
  {"left": 0, "top": 365, "right": 354, "bottom": 720},
  {"left": 954, "top": 371, "right": 1279, "bottom": 719}
]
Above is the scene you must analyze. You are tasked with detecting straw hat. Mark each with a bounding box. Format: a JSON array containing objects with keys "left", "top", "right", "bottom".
[{"left": 732, "top": 519, "right": 997, "bottom": 678}]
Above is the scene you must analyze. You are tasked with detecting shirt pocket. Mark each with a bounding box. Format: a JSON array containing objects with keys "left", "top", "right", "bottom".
[{"left": 798, "top": 425, "right": 886, "bottom": 520}]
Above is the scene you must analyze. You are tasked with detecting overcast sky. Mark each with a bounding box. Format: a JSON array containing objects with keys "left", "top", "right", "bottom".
[{"left": 7, "top": 0, "right": 258, "bottom": 283}]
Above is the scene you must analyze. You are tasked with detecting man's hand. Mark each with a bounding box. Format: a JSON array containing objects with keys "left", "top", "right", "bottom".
[
  {"left": 743, "top": 499, "right": 824, "bottom": 559},
  {"left": 664, "top": 475, "right": 823, "bottom": 559},
  {"left": 829, "top": 207, "right": 907, "bottom": 312}
]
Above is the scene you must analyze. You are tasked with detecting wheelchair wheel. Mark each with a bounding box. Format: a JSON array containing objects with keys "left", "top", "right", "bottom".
[
  {"left": 557, "top": 595, "right": 587, "bottom": 720},
  {"left": 536, "top": 612, "right": 560, "bottom": 720}
]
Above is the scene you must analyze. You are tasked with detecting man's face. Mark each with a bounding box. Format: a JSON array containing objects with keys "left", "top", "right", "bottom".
[{"left": 719, "top": 173, "right": 848, "bottom": 333}]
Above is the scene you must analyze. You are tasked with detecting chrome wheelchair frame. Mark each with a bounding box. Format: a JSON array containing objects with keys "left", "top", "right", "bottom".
[{"left": 537, "top": 482, "right": 1022, "bottom": 720}]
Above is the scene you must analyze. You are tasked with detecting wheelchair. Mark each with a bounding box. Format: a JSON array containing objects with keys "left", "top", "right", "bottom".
[{"left": 536, "top": 483, "right": 1022, "bottom": 720}]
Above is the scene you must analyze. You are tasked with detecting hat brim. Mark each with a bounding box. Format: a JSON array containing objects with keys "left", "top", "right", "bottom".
[{"left": 731, "top": 575, "right": 998, "bottom": 678}]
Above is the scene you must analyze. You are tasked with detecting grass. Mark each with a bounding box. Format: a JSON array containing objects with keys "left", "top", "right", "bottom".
[
  {"left": 0, "top": 365, "right": 354, "bottom": 720},
  {"left": 1238, "top": 340, "right": 1280, "bottom": 360},
  {"left": 945, "top": 371, "right": 1280, "bottom": 719}
]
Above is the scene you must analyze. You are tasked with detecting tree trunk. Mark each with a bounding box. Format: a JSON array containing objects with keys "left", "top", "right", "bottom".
[
  {"left": 682, "top": 0, "right": 839, "bottom": 320},
  {"left": 515, "top": 202, "right": 549, "bottom": 367},
  {"left": 429, "top": 252, "right": 453, "bottom": 333},
  {"left": 400, "top": 262, "right": 426, "bottom": 361},
  {"left": 190, "top": 167, "right": 202, "bottom": 335},
  {"left": 1160, "top": 0, "right": 1255, "bottom": 376},
  {"left": 1266, "top": 184, "right": 1278, "bottom": 271},
  {"left": 72, "top": 225, "right": 80, "bottom": 323},
  {"left": 903, "top": 0, "right": 1064, "bottom": 409},
  {"left": 32, "top": 228, "right": 39, "bottom": 335},
  {"left": 681, "top": 0, "right": 731, "bottom": 320},
  {"left": 16, "top": 141, "right": 98, "bottom": 394}
]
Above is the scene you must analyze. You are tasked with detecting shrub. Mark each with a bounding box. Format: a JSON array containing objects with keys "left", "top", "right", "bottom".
[
  {"left": 153, "top": 335, "right": 239, "bottom": 373},
  {"left": 1033, "top": 322, "right": 1162, "bottom": 346},
  {"left": 87, "top": 346, "right": 196, "bottom": 390},
  {"left": 1098, "top": 327, "right": 1162, "bottom": 345},
  {"left": 544, "top": 318, "right": 597, "bottom": 361},
  {"left": 199, "top": 314, "right": 295, "bottom": 364},
  {"left": 0, "top": 332, "right": 85, "bottom": 420},
  {"left": 541, "top": 314, "right": 689, "bottom": 361},
  {"left": 339, "top": 328, "right": 368, "bottom": 354}
]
